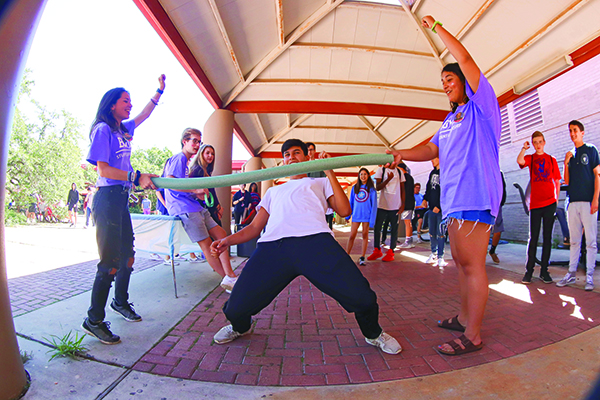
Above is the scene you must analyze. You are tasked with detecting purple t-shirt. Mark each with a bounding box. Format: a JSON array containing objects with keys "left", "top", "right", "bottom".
[
  {"left": 430, "top": 72, "right": 502, "bottom": 218},
  {"left": 164, "top": 152, "right": 203, "bottom": 216},
  {"left": 87, "top": 120, "right": 136, "bottom": 187}
]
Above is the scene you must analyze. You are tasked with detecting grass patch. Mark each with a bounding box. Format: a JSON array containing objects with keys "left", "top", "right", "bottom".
[
  {"left": 44, "top": 331, "right": 88, "bottom": 361},
  {"left": 20, "top": 350, "right": 33, "bottom": 364}
]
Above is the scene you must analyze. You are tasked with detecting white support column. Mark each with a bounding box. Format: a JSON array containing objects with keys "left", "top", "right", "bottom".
[{"left": 203, "top": 109, "right": 234, "bottom": 235}]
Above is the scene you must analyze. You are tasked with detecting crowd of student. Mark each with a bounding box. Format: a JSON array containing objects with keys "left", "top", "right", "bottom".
[{"left": 79, "top": 14, "right": 599, "bottom": 361}]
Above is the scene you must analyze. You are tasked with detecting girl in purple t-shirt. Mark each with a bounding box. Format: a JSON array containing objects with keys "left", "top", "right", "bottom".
[
  {"left": 388, "top": 16, "right": 502, "bottom": 356},
  {"left": 82, "top": 75, "right": 165, "bottom": 345}
]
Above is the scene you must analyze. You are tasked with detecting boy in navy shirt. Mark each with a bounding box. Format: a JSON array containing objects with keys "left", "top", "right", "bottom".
[{"left": 556, "top": 120, "right": 600, "bottom": 291}]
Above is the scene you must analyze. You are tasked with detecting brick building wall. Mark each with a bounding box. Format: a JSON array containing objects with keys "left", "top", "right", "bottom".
[{"left": 405, "top": 53, "right": 600, "bottom": 244}]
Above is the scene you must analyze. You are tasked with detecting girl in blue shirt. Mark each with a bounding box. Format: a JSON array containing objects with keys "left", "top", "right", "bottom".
[
  {"left": 388, "top": 16, "right": 502, "bottom": 356},
  {"left": 83, "top": 75, "right": 164, "bottom": 345},
  {"left": 346, "top": 168, "right": 377, "bottom": 266}
]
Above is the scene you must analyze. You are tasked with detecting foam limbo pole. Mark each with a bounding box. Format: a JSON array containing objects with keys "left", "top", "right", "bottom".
[{"left": 153, "top": 153, "right": 394, "bottom": 190}]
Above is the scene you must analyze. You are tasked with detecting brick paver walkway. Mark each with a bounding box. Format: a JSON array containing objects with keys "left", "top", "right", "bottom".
[
  {"left": 133, "top": 233, "right": 600, "bottom": 386},
  {"left": 8, "top": 258, "right": 160, "bottom": 317}
]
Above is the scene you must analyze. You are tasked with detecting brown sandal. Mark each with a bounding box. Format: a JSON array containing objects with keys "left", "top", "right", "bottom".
[
  {"left": 436, "top": 334, "right": 483, "bottom": 356},
  {"left": 437, "top": 315, "right": 465, "bottom": 332}
]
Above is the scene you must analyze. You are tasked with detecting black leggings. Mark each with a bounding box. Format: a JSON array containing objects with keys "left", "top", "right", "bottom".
[
  {"left": 223, "top": 233, "right": 383, "bottom": 339},
  {"left": 526, "top": 202, "right": 557, "bottom": 273}
]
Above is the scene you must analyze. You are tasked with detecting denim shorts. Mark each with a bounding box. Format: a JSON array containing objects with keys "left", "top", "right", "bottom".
[{"left": 446, "top": 210, "right": 496, "bottom": 226}]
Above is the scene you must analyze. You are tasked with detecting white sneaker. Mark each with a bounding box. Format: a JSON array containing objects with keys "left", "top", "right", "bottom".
[
  {"left": 398, "top": 241, "right": 414, "bottom": 249},
  {"left": 556, "top": 273, "right": 576, "bottom": 287},
  {"left": 436, "top": 258, "right": 448, "bottom": 267},
  {"left": 426, "top": 253, "right": 438, "bottom": 264},
  {"left": 585, "top": 274, "right": 594, "bottom": 291},
  {"left": 365, "top": 332, "right": 402, "bottom": 354},
  {"left": 220, "top": 275, "right": 238, "bottom": 292},
  {"left": 415, "top": 237, "right": 425, "bottom": 244},
  {"left": 187, "top": 256, "right": 202, "bottom": 263},
  {"left": 213, "top": 324, "right": 251, "bottom": 344}
]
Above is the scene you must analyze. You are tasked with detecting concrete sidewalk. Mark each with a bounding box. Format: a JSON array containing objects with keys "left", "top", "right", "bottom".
[{"left": 7, "top": 223, "right": 600, "bottom": 399}]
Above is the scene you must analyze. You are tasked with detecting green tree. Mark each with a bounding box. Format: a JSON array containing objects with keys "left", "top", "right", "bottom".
[
  {"left": 129, "top": 146, "right": 173, "bottom": 212},
  {"left": 7, "top": 73, "right": 85, "bottom": 215}
]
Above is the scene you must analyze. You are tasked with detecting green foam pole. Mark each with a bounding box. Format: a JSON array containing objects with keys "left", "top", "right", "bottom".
[{"left": 152, "top": 153, "right": 394, "bottom": 190}]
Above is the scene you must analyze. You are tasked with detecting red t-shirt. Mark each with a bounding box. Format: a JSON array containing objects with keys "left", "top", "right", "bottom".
[{"left": 521, "top": 153, "right": 561, "bottom": 210}]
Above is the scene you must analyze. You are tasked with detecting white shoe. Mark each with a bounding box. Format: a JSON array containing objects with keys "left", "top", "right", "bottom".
[
  {"left": 187, "top": 256, "right": 202, "bottom": 263},
  {"left": 398, "top": 241, "right": 414, "bottom": 249},
  {"left": 426, "top": 253, "right": 438, "bottom": 264},
  {"left": 220, "top": 275, "right": 238, "bottom": 292},
  {"left": 365, "top": 332, "right": 402, "bottom": 354},
  {"left": 436, "top": 258, "right": 448, "bottom": 267},
  {"left": 213, "top": 324, "right": 251, "bottom": 344}
]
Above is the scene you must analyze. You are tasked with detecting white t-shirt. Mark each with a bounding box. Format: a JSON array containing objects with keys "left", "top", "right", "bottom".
[
  {"left": 257, "top": 177, "right": 334, "bottom": 243},
  {"left": 373, "top": 167, "right": 405, "bottom": 210}
]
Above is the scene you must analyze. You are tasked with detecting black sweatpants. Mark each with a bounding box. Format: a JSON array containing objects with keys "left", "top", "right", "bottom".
[
  {"left": 223, "top": 233, "right": 383, "bottom": 339},
  {"left": 526, "top": 202, "right": 557, "bottom": 273},
  {"left": 374, "top": 208, "right": 398, "bottom": 250}
]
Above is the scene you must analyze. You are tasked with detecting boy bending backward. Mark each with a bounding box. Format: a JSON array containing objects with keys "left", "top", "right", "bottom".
[{"left": 210, "top": 139, "right": 402, "bottom": 354}]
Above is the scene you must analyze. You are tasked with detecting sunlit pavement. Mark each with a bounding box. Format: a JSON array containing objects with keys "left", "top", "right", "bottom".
[{"left": 7, "top": 223, "right": 600, "bottom": 399}]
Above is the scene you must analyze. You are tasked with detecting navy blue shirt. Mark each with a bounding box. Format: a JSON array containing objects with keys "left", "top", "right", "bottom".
[{"left": 567, "top": 143, "right": 600, "bottom": 203}]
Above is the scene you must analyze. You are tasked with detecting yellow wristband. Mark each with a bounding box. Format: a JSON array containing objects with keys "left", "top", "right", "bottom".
[{"left": 432, "top": 21, "right": 443, "bottom": 34}]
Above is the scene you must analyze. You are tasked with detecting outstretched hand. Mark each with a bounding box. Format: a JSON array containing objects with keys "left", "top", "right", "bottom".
[
  {"left": 384, "top": 149, "right": 402, "bottom": 169},
  {"left": 139, "top": 173, "right": 158, "bottom": 190},
  {"left": 210, "top": 238, "right": 229, "bottom": 258},
  {"left": 158, "top": 74, "right": 166, "bottom": 90}
]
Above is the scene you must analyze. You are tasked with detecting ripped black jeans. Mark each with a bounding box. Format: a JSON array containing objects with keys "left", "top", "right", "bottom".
[{"left": 88, "top": 185, "right": 135, "bottom": 323}]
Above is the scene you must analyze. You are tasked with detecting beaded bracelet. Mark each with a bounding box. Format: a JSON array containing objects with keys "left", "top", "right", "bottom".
[{"left": 156, "top": 88, "right": 164, "bottom": 94}]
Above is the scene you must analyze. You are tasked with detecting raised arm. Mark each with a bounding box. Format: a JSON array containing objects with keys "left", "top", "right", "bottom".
[
  {"left": 133, "top": 74, "right": 166, "bottom": 127},
  {"left": 517, "top": 141, "right": 530, "bottom": 166},
  {"left": 422, "top": 15, "right": 480, "bottom": 92},
  {"left": 564, "top": 150, "right": 573, "bottom": 186},
  {"left": 320, "top": 151, "right": 351, "bottom": 217}
]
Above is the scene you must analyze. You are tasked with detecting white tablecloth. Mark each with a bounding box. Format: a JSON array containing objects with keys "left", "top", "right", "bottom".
[{"left": 130, "top": 214, "right": 202, "bottom": 258}]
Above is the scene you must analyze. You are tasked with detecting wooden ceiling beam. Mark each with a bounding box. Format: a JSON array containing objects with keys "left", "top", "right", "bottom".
[
  {"left": 439, "top": 0, "right": 497, "bottom": 59},
  {"left": 397, "top": 0, "right": 444, "bottom": 68},
  {"left": 275, "top": 0, "right": 284, "bottom": 47},
  {"left": 485, "top": 0, "right": 590, "bottom": 77},
  {"left": 223, "top": 0, "right": 345, "bottom": 106},
  {"left": 291, "top": 43, "right": 434, "bottom": 59},
  {"left": 251, "top": 79, "right": 444, "bottom": 94},
  {"left": 257, "top": 114, "right": 312, "bottom": 153},
  {"left": 358, "top": 116, "right": 392, "bottom": 150},
  {"left": 207, "top": 0, "right": 244, "bottom": 81},
  {"left": 229, "top": 100, "right": 449, "bottom": 121}
]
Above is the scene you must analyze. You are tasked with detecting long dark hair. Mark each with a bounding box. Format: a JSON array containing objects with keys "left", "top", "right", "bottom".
[
  {"left": 249, "top": 182, "right": 259, "bottom": 194},
  {"left": 354, "top": 168, "right": 374, "bottom": 195},
  {"left": 90, "top": 88, "right": 129, "bottom": 139},
  {"left": 442, "top": 63, "right": 469, "bottom": 113}
]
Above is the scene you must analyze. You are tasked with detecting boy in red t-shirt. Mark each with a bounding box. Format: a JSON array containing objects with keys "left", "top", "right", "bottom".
[{"left": 517, "top": 131, "right": 562, "bottom": 284}]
